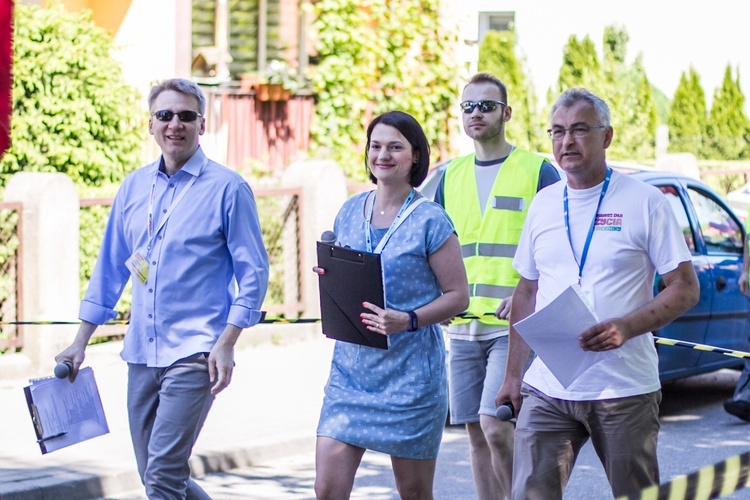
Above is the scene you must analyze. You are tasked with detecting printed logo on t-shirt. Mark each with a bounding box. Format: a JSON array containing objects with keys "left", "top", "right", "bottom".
[{"left": 595, "top": 213, "right": 622, "bottom": 231}]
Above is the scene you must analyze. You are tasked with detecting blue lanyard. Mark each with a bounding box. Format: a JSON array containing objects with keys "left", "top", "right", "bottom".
[
  {"left": 563, "top": 168, "right": 611, "bottom": 284},
  {"left": 365, "top": 188, "right": 416, "bottom": 254}
]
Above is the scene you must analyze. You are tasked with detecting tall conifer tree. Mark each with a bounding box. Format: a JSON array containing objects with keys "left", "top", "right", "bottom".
[
  {"left": 706, "top": 65, "right": 749, "bottom": 160},
  {"left": 478, "top": 30, "right": 542, "bottom": 152},
  {"left": 668, "top": 68, "right": 707, "bottom": 156}
]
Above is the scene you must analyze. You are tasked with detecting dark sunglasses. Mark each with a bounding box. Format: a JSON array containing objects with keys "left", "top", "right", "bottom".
[
  {"left": 151, "top": 110, "right": 203, "bottom": 122},
  {"left": 460, "top": 100, "right": 506, "bottom": 114}
]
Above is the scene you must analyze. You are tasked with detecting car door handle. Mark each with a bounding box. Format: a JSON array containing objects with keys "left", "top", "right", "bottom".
[{"left": 716, "top": 275, "right": 727, "bottom": 291}]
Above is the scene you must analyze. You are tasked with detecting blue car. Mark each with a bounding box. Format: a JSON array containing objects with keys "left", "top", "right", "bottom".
[{"left": 421, "top": 161, "right": 749, "bottom": 381}]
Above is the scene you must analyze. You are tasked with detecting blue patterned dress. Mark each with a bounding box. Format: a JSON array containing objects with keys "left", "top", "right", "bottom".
[{"left": 316, "top": 191, "right": 454, "bottom": 459}]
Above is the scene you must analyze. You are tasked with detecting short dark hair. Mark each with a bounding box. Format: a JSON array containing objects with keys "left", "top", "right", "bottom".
[
  {"left": 465, "top": 72, "right": 508, "bottom": 104},
  {"left": 147, "top": 78, "right": 206, "bottom": 116},
  {"left": 365, "top": 111, "right": 431, "bottom": 187}
]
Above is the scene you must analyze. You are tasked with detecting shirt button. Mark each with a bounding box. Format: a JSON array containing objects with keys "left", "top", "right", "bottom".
[
  {"left": 162, "top": 209, "right": 167, "bottom": 214},
  {"left": 149, "top": 338, "right": 154, "bottom": 342},
  {"left": 158, "top": 235, "right": 163, "bottom": 240},
  {"left": 148, "top": 288, "right": 153, "bottom": 293},
  {"left": 151, "top": 261, "right": 156, "bottom": 265},
  {"left": 169, "top": 183, "right": 175, "bottom": 188}
]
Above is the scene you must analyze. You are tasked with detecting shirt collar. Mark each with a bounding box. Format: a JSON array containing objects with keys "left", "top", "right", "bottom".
[{"left": 149, "top": 146, "right": 206, "bottom": 177}]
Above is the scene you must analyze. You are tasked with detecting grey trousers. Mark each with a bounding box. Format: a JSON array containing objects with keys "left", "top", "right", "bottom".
[
  {"left": 127, "top": 353, "right": 215, "bottom": 500},
  {"left": 512, "top": 384, "right": 660, "bottom": 500}
]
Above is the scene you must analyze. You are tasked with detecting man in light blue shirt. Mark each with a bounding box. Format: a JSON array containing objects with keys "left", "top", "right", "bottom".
[{"left": 56, "top": 78, "right": 269, "bottom": 499}]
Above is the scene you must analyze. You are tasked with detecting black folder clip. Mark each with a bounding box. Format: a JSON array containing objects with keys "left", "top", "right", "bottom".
[{"left": 316, "top": 242, "right": 387, "bottom": 349}]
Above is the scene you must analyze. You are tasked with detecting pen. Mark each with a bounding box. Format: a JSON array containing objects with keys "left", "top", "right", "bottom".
[{"left": 37, "top": 431, "right": 67, "bottom": 443}]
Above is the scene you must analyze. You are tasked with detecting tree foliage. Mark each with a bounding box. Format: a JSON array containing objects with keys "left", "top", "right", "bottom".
[
  {"left": 1, "top": 4, "right": 145, "bottom": 187},
  {"left": 557, "top": 35, "right": 600, "bottom": 91},
  {"left": 668, "top": 67, "right": 707, "bottom": 156},
  {"left": 553, "top": 26, "right": 656, "bottom": 161},
  {"left": 478, "top": 30, "right": 543, "bottom": 152},
  {"left": 310, "top": 0, "right": 460, "bottom": 179},
  {"left": 705, "top": 65, "right": 749, "bottom": 160}
]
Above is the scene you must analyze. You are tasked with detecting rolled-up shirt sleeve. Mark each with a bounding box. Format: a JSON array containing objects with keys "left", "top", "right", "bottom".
[
  {"left": 79, "top": 188, "right": 133, "bottom": 325},
  {"left": 225, "top": 182, "right": 270, "bottom": 328}
]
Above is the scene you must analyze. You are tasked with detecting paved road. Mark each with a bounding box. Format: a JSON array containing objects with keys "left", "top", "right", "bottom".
[{"left": 111, "top": 368, "right": 750, "bottom": 499}]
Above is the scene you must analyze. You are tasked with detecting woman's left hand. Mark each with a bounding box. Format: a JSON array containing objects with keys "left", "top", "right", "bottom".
[{"left": 361, "top": 302, "right": 410, "bottom": 336}]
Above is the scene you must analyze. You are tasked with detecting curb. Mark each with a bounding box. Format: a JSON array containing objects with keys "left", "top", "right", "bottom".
[{"left": 0, "top": 434, "right": 316, "bottom": 500}]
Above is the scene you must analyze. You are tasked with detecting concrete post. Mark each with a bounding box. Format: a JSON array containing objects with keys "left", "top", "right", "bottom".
[
  {"left": 4, "top": 172, "right": 80, "bottom": 374},
  {"left": 280, "top": 160, "right": 347, "bottom": 320}
]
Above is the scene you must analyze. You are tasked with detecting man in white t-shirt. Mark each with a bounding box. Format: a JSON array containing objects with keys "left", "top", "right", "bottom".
[{"left": 496, "top": 88, "right": 700, "bottom": 500}]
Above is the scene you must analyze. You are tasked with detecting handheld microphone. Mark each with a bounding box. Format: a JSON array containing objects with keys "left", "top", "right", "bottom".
[
  {"left": 320, "top": 230, "right": 337, "bottom": 245},
  {"left": 54, "top": 361, "right": 73, "bottom": 379},
  {"left": 495, "top": 402, "right": 515, "bottom": 421}
]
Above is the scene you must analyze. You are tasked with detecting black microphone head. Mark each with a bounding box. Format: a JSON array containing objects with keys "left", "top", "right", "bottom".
[
  {"left": 320, "top": 230, "right": 336, "bottom": 245},
  {"left": 54, "top": 361, "right": 72, "bottom": 379},
  {"left": 495, "top": 403, "right": 515, "bottom": 421}
]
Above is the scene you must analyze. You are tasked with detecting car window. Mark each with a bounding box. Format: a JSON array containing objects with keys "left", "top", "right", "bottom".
[
  {"left": 657, "top": 185, "right": 696, "bottom": 253},
  {"left": 687, "top": 187, "right": 743, "bottom": 254}
]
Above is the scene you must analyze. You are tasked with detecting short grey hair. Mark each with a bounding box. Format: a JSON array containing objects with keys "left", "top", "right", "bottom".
[
  {"left": 550, "top": 88, "right": 610, "bottom": 127},
  {"left": 147, "top": 79, "right": 206, "bottom": 116}
]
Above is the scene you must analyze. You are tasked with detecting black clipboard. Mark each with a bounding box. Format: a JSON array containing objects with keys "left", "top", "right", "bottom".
[{"left": 316, "top": 242, "right": 388, "bottom": 349}]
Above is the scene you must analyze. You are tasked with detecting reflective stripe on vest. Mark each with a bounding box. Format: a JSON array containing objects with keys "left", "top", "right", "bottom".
[
  {"left": 461, "top": 243, "right": 518, "bottom": 259},
  {"left": 470, "top": 284, "right": 515, "bottom": 299},
  {"left": 444, "top": 149, "right": 545, "bottom": 325}
]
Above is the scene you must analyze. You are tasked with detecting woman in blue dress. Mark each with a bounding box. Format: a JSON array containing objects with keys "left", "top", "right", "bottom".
[{"left": 315, "top": 111, "right": 469, "bottom": 499}]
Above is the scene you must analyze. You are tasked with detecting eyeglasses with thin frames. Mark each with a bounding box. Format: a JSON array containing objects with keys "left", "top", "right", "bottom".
[
  {"left": 151, "top": 110, "right": 203, "bottom": 122},
  {"left": 460, "top": 100, "right": 506, "bottom": 114},
  {"left": 547, "top": 124, "right": 606, "bottom": 141}
]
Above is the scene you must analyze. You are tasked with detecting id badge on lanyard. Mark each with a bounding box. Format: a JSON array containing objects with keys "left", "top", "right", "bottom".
[{"left": 125, "top": 166, "right": 198, "bottom": 284}]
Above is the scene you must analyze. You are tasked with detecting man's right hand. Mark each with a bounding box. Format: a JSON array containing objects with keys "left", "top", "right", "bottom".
[
  {"left": 55, "top": 342, "right": 86, "bottom": 382},
  {"left": 495, "top": 297, "right": 512, "bottom": 320},
  {"left": 495, "top": 376, "right": 523, "bottom": 417},
  {"left": 55, "top": 321, "right": 97, "bottom": 382}
]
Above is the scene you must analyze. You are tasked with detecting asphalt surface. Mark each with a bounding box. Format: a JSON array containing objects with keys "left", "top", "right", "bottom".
[
  {"left": 4, "top": 332, "right": 750, "bottom": 500},
  {"left": 0, "top": 332, "right": 331, "bottom": 500}
]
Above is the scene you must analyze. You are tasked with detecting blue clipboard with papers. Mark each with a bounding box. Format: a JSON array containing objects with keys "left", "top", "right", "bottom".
[{"left": 24, "top": 366, "right": 109, "bottom": 454}]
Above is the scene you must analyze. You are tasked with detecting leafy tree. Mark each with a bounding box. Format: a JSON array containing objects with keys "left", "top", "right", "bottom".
[
  {"left": 478, "top": 30, "right": 543, "bottom": 152},
  {"left": 553, "top": 26, "right": 656, "bottom": 161},
  {"left": 651, "top": 85, "right": 670, "bottom": 125},
  {"left": 668, "top": 68, "right": 707, "bottom": 156},
  {"left": 311, "top": 0, "right": 460, "bottom": 178},
  {"left": 2, "top": 4, "right": 145, "bottom": 320},
  {"left": 1, "top": 4, "right": 145, "bottom": 187},
  {"left": 557, "top": 34, "right": 600, "bottom": 92},
  {"left": 705, "top": 65, "right": 749, "bottom": 160}
]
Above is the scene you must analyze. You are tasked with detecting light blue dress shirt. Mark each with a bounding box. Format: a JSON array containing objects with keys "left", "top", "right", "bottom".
[{"left": 80, "top": 147, "right": 269, "bottom": 367}]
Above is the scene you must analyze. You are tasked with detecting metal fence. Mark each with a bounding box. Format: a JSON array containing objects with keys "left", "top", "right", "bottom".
[
  {"left": 78, "top": 187, "right": 303, "bottom": 340},
  {"left": 0, "top": 201, "right": 22, "bottom": 352}
]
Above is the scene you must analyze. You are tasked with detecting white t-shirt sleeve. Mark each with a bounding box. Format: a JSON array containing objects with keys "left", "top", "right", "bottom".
[
  {"left": 513, "top": 198, "right": 540, "bottom": 281},
  {"left": 646, "top": 196, "right": 693, "bottom": 275}
]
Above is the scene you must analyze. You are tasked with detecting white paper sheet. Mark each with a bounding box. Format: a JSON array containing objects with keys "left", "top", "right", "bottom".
[
  {"left": 513, "top": 285, "right": 616, "bottom": 388},
  {"left": 25, "top": 366, "right": 109, "bottom": 454}
]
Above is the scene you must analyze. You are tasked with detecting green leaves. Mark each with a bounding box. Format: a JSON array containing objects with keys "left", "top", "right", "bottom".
[
  {"left": 310, "top": 0, "right": 460, "bottom": 179},
  {"left": 554, "top": 26, "right": 657, "bottom": 162},
  {"left": 2, "top": 4, "right": 145, "bottom": 187}
]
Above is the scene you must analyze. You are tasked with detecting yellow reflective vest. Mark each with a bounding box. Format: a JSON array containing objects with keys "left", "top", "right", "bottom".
[{"left": 444, "top": 148, "right": 545, "bottom": 326}]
